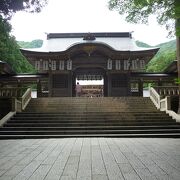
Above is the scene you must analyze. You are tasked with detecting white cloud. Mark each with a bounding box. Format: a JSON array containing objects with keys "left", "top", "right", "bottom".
[{"left": 10, "top": 0, "right": 174, "bottom": 45}]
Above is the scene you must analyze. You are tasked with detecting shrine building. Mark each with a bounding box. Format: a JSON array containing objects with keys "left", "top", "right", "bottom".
[{"left": 21, "top": 32, "right": 159, "bottom": 97}]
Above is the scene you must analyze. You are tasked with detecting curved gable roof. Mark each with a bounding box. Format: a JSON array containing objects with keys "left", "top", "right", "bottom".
[{"left": 21, "top": 32, "right": 158, "bottom": 53}]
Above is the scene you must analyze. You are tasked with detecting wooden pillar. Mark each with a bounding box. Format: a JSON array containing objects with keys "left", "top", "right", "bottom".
[
  {"left": 72, "top": 73, "right": 76, "bottom": 97},
  {"left": 0, "top": 63, "right": 3, "bottom": 74},
  {"left": 158, "top": 79, "right": 162, "bottom": 86},
  {"left": 103, "top": 72, "right": 108, "bottom": 97},
  {"left": 37, "top": 79, "right": 42, "bottom": 97},
  {"left": 127, "top": 72, "right": 131, "bottom": 96},
  {"left": 48, "top": 70, "right": 53, "bottom": 97},
  {"left": 107, "top": 73, "right": 111, "bottom": 97},
  {"left": 177, "top": 36, "right": 180, "bottom": 113},
  {"left": 17, "top": 79, "right": 21, "bottom": 97},
  {"left": 138, "top": 79, "right": 143, "bottom": 96},
  {"left": 68, "top": 72, "right": 72, "bottom": 97}
]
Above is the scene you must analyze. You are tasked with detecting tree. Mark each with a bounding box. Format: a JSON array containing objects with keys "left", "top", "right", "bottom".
[
  {"left": 0, "top": 0, "right": 47, "bottom": 20},
  {"left": 109, "top": 0, "right": 180, "bottom": 36},
  {"left": 0, "top": 0, "right": 47, "bottom": 73},
  {"left": 0, "top": 16, "right": 34, "bottom": 73},
  {"left": 108, "top": 0, "right": 180, "bottom": 113}
]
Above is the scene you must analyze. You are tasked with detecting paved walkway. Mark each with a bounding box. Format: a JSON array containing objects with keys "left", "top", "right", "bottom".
[{"left": 0, "top": 138, "right": 179, "bottom": 180}]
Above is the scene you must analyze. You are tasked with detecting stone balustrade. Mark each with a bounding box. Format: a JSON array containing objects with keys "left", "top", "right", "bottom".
[
  {"left": 154, "top": 86, "right": 179, "bottom": 96},
  {"left": 149, "top": 86, "right": 180, "bottom": 122},
  {"left": 0, "top": 87, "right": 25, "bottom": 98},
  {"left": 0, "top": 87, "right": 32, "bottom": 112}
]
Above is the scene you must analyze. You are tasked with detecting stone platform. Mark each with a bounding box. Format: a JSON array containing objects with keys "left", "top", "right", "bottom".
[{"left": 0, "top": 138, "right": 179, "bottom": 180}]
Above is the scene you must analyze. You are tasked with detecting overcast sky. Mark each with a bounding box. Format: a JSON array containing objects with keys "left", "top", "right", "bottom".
[{"left": 10, "top": 0, "right": 174, "bottom": 46}]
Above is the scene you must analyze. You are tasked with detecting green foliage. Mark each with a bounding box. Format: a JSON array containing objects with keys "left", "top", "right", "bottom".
[
  {"left": 108, "top": 0, "right": 180, "bottom": 37},
  {"left": 147, "top": 50, "right": 176, "bottom": 72},
  {"left": 0, "top": 16, "right": 34, "bottom": 73},
  {"left": 0, "top": 0, "right": 48, "bottom": 20},
  {"left": 18, "top": 40, "right": 43, "bottom": 49},
  {"left": 175, "top": 78, "right": 180, "bottom": 84},
  {"left": 136, "top": 39, "right": 176, "bottom": 72},
  {"left": 157, "top": 40, "right": 176, "bottom": 51},
  {"left": 135, "top": 41, "right": 152, "bottom": 48}
]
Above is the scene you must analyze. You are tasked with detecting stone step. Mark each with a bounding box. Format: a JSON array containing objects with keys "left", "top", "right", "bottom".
[
  {"left": 0, "top": 133, "right": 175, "bottom": 139},
  {"left": 12, "top": 114, "right": 173, "bottom": 118},
  {"left": 13, "top": 116, "right": 171, "bottom": 120},
  {"left": 24, "top": 109, "right": 160, "bottom": 113},
  {"left": 10, "top": 119, "right": 173, "bottom": 123},
  {"left": 8, "top": 117, "right": 174, "bottom": 122},
  {"left": 0, "top": 133, "right": 180, "bottom": 139},
  {"left": 2, "top": 125, "right": 180, "bottom": 131},
  {"left": 1, "top": 97, "right": 179, "bottom": 138},
  {"left": 4, "top": 121, "right": 176, "bottom": 127},
  {"left": 27, "top": 101, "right": 154, "bottom": 104},
  {"left": 17, "top": 111, "right": 165, "bottom": 115},
  {"left": 1, "top": 129, "right": 180, "bottom": 135}
]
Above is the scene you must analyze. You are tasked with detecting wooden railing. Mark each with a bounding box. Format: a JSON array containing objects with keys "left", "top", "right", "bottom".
[
  {"left": 154, "top": 86, "right": 179, "bottom": 96},
  {"left": 149, "top": 86, "right": 180, "bottom": 122}
]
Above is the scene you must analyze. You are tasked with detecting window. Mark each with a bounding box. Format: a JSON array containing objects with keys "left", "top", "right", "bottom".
[
  {"left": 124, "top": 60, "right": 130, "bottom": 70},
  {"left": 131, "top": 60, "right": 138, "bottom": 70},
  {"left": 35, "top": 61, "right": 41, "bottom": 70},
  {"left": 107, "top": 59, "right": 112, "bottom": 70},
  {"left": 59, "top": 61, "right": 64, "bottom": 70},
  {"left": 43, "top": 61, "right": 49, "bottom": 70},
  {"left": 115, "top": 60, "right": 121, "bottom": 70},
  {"left": 140, "top": 60, "right": 145, "bottom": 69},
  {"left": 51, "top": 60, "right": 56, "bottom": 70},
  {"left": 67, "top": 60, "right": 72, "bottom": 70}
]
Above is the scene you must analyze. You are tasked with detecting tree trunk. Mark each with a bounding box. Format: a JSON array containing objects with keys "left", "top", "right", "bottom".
[
  {"left": 177, "top": 36, "right": 180, "bottom": 114},
  {"left": 176, "top": 14, "right": 180, "bottom": 114}
]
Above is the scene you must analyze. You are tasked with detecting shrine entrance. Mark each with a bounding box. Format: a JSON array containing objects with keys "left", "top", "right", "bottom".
[{"left": 72, "top": 67, "right": 106, "bottom": 97}]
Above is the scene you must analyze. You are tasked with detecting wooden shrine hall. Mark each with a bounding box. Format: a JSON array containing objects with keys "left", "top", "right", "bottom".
[
  {"left": 0, "top": 32, "right": 178, "bottom": 97},
  {"left": 20, "top": 32, "right": 159, "bottom": 97}
]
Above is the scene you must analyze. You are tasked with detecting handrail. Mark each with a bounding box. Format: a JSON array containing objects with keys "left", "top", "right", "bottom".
[
  {"left": 149, "top": 86, "right": 180, "bottom": 122},
  {"left": 0, "top": 112, "right": 16, "bottom": 127},
  {"left": 149, "top": 87, "right": 160, "bottom": 109},
  {"left": 160, "top": 96, "right": 171, "bottom": 111},
  {"left": 21, "top": 88, "right": 32, "bottom": 110}
]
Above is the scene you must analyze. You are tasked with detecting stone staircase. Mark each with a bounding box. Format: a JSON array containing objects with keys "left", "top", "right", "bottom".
[{"left": 0, "top": 97, "right": 180, "bottom": 138}]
